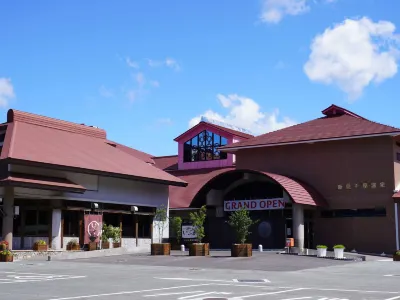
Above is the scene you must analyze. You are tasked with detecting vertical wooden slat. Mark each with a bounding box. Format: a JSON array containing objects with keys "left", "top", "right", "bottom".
[
  {"left": 61, "top": 213, "right": 64, "bottom": 249},
  {"left": 119, "top": 214, "right": 123, "bottom": 245},
  {"left": 79, "top": 217, "right": 83, "bottom": 246},
  {"left": 135, "top": 215, "right": 138, "bottom": 247},
  {"left": 48, "top": 210, "right": 52, "bottom": 249},
  {"left": 150, "top": 216, "right": 154, "bottom": 243},
  {"left": 21, "top": 209, "right": 26, "bottom": 249}
]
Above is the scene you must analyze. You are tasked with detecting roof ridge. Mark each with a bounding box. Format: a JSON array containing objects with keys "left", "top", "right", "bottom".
[{"left": 7, "top": 109, "right": 107, "bottom": 139}]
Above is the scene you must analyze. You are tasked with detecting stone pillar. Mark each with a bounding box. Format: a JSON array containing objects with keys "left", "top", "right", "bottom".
[
  {"left": 292, "top": 203, "right": 304, "bottom": 250},
  {"left": 51, "top": 209, "right": 62, "bottom": 250},
  {"left": 2, "top": 187, "right": 14, "bottom": 250}
]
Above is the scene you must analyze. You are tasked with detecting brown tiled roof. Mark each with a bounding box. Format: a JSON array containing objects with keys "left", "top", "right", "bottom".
[
  {"left": 168, "top": 168, "right": 326, "bottom": 208},
  {"left": 221, "top": 104, "right": 400, "bottom": 150},
  {"left": 107, "top": 140, "right": 155, "bottom": 164},
  {"left": 174, "top": 121, "right": 254, "bottom": 142},
  {"left": 152, "top": 155, "right": 179, "bottom": 171},
  {"left": 0, "top": 172, "right": 86, "bottom": 193},
  {"left": 0, "top": 109, "right": 187, "bottom": 187}
]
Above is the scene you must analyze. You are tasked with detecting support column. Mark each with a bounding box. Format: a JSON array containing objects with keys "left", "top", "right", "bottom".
[
  {"left": 2, "top": 187, "right": 14, "bottom": 250},
  {"left": 51, "top": 209, "right": 62, "bottom": 250},
  {"left": 395, "top": 203, "right": 399, "bottom": 250},
  {"left": 292, "top": 203, "right": 304, "bottom": 250}
]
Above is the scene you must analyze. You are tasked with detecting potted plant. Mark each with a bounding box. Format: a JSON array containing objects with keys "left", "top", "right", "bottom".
[
  {"left": 393, "top": 250, "right": 400, "bottom": 261},
  {"left": 170, "top": 216, "right": 182, "bottom": 250},
  {"left": 101, "top": 223, "right": 110, "bottom": 249},
  {"left": 151, "top": 205, "right": 170, "bottom": 255},
  {"left": 66, "top": 239, "right": 80, "bottom": 251},
  {"left": 0, "top": 250, "right": 13, "bottom": 262},
  {"left": 0, "top": 240, "right": 9, "bottom": 251},
  {"left": 316, "top": 245, "right": 328, "bottom": 257},
  {"left": 227, "top": 207, "right": 257, "bottom": 257},
  {"left": 111, "top": 226, "right": 122, "bottom": 248},
  {"left": 189, "top": 205, "right": 209, "bottom": 256},
  {"left": 333, "top": 244, "right": 345, "bottom": 259},
  {"left": 33, "top": 240, "right": 48, "bottom": 251},
  {"left": 88, "top": 235, "right": 97, "bottom": 251}
]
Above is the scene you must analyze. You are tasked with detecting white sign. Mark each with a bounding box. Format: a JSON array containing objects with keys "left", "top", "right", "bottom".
[
  {"left": 182, "top": 225, "right": 196, "bottom": 239},
  {"left": 224, "top": 199, "right": 285, "bottom": 212}
]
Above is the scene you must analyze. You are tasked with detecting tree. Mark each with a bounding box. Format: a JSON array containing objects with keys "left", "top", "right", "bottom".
[
  {"left": 189, "top": 205, "right": 207, "bottom": 243},
  {"left": 227, "top": 208, "right": 257, "bottom": 244},
  {"left": 170, "top": 216, "right": 182, "bottom": 244},
  {"left": 154, "top": 205, "right": 168, "bottom": 243}
]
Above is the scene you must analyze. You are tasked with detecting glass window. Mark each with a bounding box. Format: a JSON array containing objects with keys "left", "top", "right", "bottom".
[
  {"left": 138, "top": 215, "right": 152, "bottom": 238},
  {"left": 22, "top": 209, "right": 50, "bottom": 237},
  {"left": 63, "top": 210, "right": 80, "bottom": 237},
  {"left": 183, "top": 130, "right": 228, "bottom": 162}
]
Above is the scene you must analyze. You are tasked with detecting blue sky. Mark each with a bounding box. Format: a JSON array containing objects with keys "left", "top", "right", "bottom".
[{"left": 1, "top": 0, "right": 399, "bottom": 156}]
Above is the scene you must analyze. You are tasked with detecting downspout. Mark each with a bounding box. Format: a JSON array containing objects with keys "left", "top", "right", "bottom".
[{"left": 395, "top": 203, "right": 399, "bottom": 250}]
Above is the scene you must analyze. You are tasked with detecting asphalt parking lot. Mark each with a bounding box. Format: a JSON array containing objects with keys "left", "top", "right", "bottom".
[{"left": 0, "top": 251, "right": 398, "bottom": 300}]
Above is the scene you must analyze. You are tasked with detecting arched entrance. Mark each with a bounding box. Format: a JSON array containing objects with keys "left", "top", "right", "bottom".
[{"left": 188, "top": 169, "right": 325, "bottom": 249}]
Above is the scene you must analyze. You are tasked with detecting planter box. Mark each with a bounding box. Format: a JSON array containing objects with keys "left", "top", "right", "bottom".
[
  {"left": 334, "top": 248, "right": 344, "bottom": 259},
  {"left": 113, "top": 243, "right": 121, "bottom": 248},
  {"left": 151, "top": 243, "right": 171, "bottom": 256},
  {"left": 66, "top": 244, "right": 80, "bottom": 251},
  {"left": 88, "top": 242, "right": 97, "bottom": 251},
  {"left": 231, "top": 244, "right": 252, "bottom": 257},
  {"left": 393, "top": 254, "right": 400, "bottom": 261},
  {"left": 317, "top": 248, "right": 327, "bottom": 258},
  {"left": 102, "top": 242, "right": 110, "bottom": 249},
  {"left": 189, "top": 243, "right": 209, "bottom": 256},
  {"left": 0, "top": 254, "right": 13, "bottom": 262},
  {"left": 33, "top": 244, "right": 48, "bottom": 251}
]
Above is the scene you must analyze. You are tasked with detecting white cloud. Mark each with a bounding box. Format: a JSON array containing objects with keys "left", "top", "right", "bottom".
[
  {"left": 99, "top": 85, "right": 113, "bottom": 98},
  {"left": 150, "top": 80, "right": 160, "bottom": 87},
  {"left": 189, "top": 94, "right": 296, "bottom": 135},
  {"left": 126, "top": 57, "right": 139, "bottom": 69},
  {"left": 156, "top": 118, "right": 173, "bottom": 126},
  {"left": 147, "top": 58, "right": 180, "bottom": 71},
  {"left": 304, "top": 17, "right": 400, "bottom": 100},
  {"left": 260, "top": 0, "right": 309, "bottom": 24},
  {"left": 0, "top": 78, "right": 15, "bottom": 107},
  {"left": 135, "top": 72, "right": 145, "bottom": 87}
]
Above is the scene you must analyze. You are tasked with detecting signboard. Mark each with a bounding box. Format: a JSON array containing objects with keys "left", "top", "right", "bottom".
[
  {"left": 182, "top": 224, "right": 196, "bottom": 239},
  {"left": 224, "top": 199, "right": 285, "bottom": 212},
  {"left": 84, "top": 214, "right": 103, "bottom": 244}
]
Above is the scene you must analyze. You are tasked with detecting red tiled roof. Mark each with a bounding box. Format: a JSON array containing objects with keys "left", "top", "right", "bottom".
[
  {"left": 1, "top": 110, "right": 187, "bottom": 187},
  {"left": 394, "top": 192, "right": 400, "bottom": 198},
  {"left": 174, "top": 121, "right": 254, "bottom": 142},
  {"left": 168, "top": 168, "right": 326, "bottom": 208},
  {"left": 0, "top": 172, "right": 86, "bottom": 193},
  {"left": 152, "top": 155, "right": 179, "bottom": 171},
  {"left": 221, "top": 104, "right": 400, "bottom": 150}
]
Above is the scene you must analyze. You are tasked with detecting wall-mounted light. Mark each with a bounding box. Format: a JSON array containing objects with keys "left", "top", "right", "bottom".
[
  {"left": 131, "top": 206, "right": 138, "bottom": 213},
  {"left": 14, "top": 206, "right": 19, "bottom": 216},
  {"left": 91, "top": 203, "right": 99, "bottom": 210}
]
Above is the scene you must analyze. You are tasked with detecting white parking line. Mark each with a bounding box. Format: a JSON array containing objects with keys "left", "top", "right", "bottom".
[
  {"left": 384, "top": 296, "right": 400, "bottom": 300},
  {"left": 46, "top": 283, "right": 214, "bottom": 300},
  {"left": 228, "top": 288, "right": 305, "bottom": 299},
  {"left": 143, "top": 291, "right": 204, "bottom": 297}
]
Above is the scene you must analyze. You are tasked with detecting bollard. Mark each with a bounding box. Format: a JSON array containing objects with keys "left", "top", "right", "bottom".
[
  {"left": 181, "top": 244, "right": 185, "bottom": 252},
  {"left": 258, "top": 244, "right": 263, "bottom": 252},
  {"left": 47, "top": 255, "right": 51, "bottom": 261}
]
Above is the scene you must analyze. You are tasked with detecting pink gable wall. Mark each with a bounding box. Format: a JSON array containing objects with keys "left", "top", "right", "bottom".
[{"left": 176, "top": 123, "right": 242, "bottom": 170}]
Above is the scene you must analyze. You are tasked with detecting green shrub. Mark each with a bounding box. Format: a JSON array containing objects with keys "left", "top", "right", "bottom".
[
  {"left": 34, "top": 240, "right": 47, "bottom": 246},
  {"left": 227, "top": 208, "right": 257, "bottom": 244},
  {"left": 67, "top": 239, "right": 79, "bottom": 247},
  {"left": 189, "top": 205, "right": 207, "bottom": 243},
  {"left": 316, "top": 245, "right": 327, "bottom": 249},
  {"left": 333, "top": 244, "right": 345, "bottom": 249},
  {"left": 170, "top": 216, "right": 182, "bottom": 244},
  {"left": 0, "top": 250, "right": 13, "bottom": 256}
]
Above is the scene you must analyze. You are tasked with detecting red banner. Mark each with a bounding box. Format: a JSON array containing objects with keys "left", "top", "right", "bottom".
[{"left": 84, "top": 214, "right": 103, "bottom": 244}]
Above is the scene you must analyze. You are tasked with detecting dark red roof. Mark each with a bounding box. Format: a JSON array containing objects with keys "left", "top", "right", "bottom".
[
  {"left": 221, "top": 104, "right": 400, "bottom": 150},
  {"left": 394, "top": 192, "right": 400, "bottom": 198},
  {"left": 168, "top": 168, "right": 326, "bottom": 208},
  {"left": 0, "top": 172, "right": 86, "bottom": 193},
  {"left": 1, "top": 109, "right": 187, "bottom": 187},
  {"left": 152, "top": 155, "right": 178, "bottom": 171},
  {"left": 107, "top": 140, "right": 155, "bottom": 164},
  {"left": 174, "top": 121, "right": 254, "bottom": 142}
]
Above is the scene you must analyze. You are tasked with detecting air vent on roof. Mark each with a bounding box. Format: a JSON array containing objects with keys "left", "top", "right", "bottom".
[
  {"left": 106, "top": 142, "right": 117, "bottom": 147},
  {"left": 200, "top": 116, "right": 253, "bottom": 135}
]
